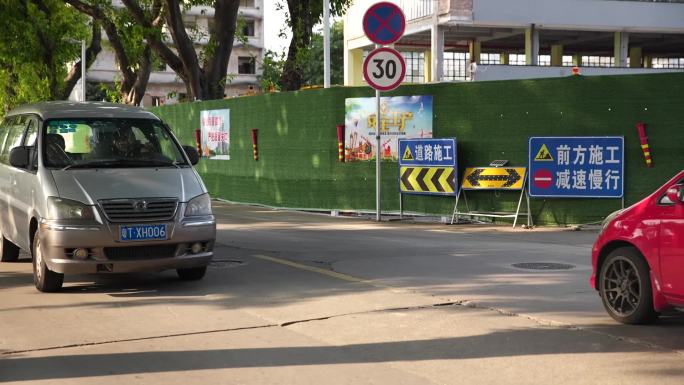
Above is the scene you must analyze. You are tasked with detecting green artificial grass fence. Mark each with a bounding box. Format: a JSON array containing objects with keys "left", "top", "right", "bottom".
[{"left": 150, "top": 73, "right": 684, "bottom": 226}]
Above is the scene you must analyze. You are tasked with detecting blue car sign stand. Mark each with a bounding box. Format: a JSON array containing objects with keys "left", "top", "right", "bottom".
[
  {"left": 528, "top": 137, "right": 625, "bottom": 201},
  {"left": 398, "top": 138, "right": 458, "bottom": 218}
]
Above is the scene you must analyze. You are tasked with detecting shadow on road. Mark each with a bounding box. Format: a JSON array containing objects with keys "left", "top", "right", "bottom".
[{"left": 1, "top": 326, "right": 678, "bottom": 382}]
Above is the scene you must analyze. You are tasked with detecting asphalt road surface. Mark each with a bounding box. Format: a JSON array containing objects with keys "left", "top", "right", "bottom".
[{"left": 1, "top": 202, "right": 683, "bottom": 384}]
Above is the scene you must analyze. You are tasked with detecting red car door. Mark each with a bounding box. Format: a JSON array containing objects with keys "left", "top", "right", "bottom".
[{"left": 659, "top": 182, "right": 684, "bottom": 302}]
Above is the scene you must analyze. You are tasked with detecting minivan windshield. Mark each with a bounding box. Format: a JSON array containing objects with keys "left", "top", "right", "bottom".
[{"left": 43, "top": 118, "right": 187, "bottom": 169}]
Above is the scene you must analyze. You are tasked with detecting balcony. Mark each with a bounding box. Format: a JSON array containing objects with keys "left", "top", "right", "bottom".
[{"left": 399, "top": 0, "right": 472, "bottom": 22}]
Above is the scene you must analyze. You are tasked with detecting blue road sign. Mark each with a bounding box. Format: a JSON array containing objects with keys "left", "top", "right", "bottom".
[
  {"left": 399, "top": 138, "right": 457, "bottom": 196},
  {"left": 363, "top": 2, "right": 406, "bottom": 46},
  {"left": 528, "top": 136, "right": 624, "bottom": 198}
]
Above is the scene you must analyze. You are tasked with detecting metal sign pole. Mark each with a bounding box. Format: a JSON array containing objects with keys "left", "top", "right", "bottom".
[{"left": 376, "top": 72, "right": 381, "bottom": 221}]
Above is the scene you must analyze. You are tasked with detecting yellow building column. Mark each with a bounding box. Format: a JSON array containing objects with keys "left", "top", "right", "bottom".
[
  {"left": 346, "top": 48, "right": 365, "bottom": 86},
  {"left": 468, "top": 40, "right": 481, "bottom": 64},
  {"left": 643, "top": 55, "right": 652, "bottom": 68},
  {"left": 551, "top": 44, "right": 563, "bottom": 66},
  {"left": 572, "top": 53, "right": 582, "bottom": 66},
  {"left": 500, "top": 52, "right": 509, "bottom": 65},
  {"left": 424, "top": 50, "right": 432, "bottom": 83},
  {"left": 629, "top": 46, "right": 643, "bottom": 68}
]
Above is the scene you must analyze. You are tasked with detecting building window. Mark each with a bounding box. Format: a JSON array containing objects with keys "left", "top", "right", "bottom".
[
  {"left": 401, "top": 51, "right": 424, "bottom": 83},
  {"left": 183, "top": 16, "right": 196, "bottom": 30},
  {"left": 480, "top": 53, "right": 500, "bottom": 65},
  {"left": 238, "top": 56, "right": 256, "bottom": 74},
  {"left": 443, "top": 52, "right": 470, "bottom": 81},
  {"left": 562, "top": 55, "right": 574, "bottom": 67},
  {"left": 582, "top": 56, "right": 614, "bottom": 67},
  {"left": 509, "top": 54, "right": 526, "bottom": 66},
  {"left": 652, "top": 57, "right": 684, "bottom": 69},
  {"left": 538, "top": 55, "right": 551, "bottom": 66},
  {"left": 239, "top": 0, "right": 255, "bottom": 7},
  {"left": 242, "top": 20, "right": 255, "bottom": 37}
]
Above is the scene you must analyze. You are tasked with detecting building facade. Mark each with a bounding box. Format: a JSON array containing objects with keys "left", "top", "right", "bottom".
[
  {"left": 85, "top": 0, "right": 264, "bottom": 105},
  {"left": 344, "top": 0, "right": 684, "bottom": 85}
]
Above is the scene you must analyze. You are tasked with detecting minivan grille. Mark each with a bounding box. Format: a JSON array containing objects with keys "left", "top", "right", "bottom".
[
  {"left": 99, "top": 198, "right": 178, "bottom": 222},
  {"left": 104, "top": 245, "right": 178, "bottom": 260}
]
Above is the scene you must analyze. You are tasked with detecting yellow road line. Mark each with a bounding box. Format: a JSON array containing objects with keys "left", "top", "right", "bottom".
[{"left": 252, "top": 254, "right": 391, "bottom": 288}]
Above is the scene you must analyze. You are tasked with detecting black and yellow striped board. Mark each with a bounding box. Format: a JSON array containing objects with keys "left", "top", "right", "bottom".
[
  {"left": 399, "top": 166, "right": 456, "bottom": 195},
  {"left": 461, "top": 167, "right": 526, "bottom": 190}
]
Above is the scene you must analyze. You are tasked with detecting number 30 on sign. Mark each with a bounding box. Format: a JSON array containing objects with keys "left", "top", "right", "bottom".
[{"left": 363, "top": 47, "right": 406, "bottom": 91}]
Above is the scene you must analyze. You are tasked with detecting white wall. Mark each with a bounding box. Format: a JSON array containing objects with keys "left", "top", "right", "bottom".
[
  {"left": 471, "top": 65, "right": 684, "bottom": 82},
  {"left": 473, "top": 0, "right": 684, "bottom": 32}
]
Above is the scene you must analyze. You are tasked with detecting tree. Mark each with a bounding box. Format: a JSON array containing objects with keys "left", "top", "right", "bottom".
[
  {"left": 0, "top": 0, "right": 99, "bottom": 113},
  {"left": 278, "top": 0, "right": 352, "bottom": 91},
  {"left": 121, "top": 0, "right": 241, "bottom": 101},
  {"left": 65, "top": 0, "right": 155, "bottom": 105},
  {"left": 302, "top": 20, "right": 343, "bottom": 86},
  {"left": 259, "top": 50, "right": 286, "bottom": 92}
]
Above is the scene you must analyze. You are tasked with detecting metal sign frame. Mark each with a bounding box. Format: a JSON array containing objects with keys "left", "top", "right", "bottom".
[
  {"left": 451, "top": 168, "right": 533, "bottom": 229},
  {"left": 362, "top": 3, "right": 406, "bottom": 222}
]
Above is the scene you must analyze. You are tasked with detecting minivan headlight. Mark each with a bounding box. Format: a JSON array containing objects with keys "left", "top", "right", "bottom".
[
  {"left": 185, "top": 193, "right": 212, "bottom": 217},
  {"left": 47, "top": 197, "right": 96, "bottom": 220}
]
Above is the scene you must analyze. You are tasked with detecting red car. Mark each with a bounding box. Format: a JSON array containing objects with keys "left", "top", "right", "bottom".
[{"left": 591, "top": 170, "right": 684, "bottom": 324}]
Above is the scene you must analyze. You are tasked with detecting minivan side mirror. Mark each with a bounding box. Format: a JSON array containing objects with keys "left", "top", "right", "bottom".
[
  {"left": 666, "top": 185, "right": 684, "bottom": 204},
  {"left": 9, "top": 146, "right": 30, "bottom": 169},
  {"left": 182, "top": 145, "right": 200, "bottom": 166}
]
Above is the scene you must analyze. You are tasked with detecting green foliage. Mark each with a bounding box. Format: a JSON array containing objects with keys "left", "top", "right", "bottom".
[
  {"left": 302, "top": 20, "right": 344, "bottom": 86},
  {"left": 259, "top": 50, "right": 286, "bottom": 91},
  {"left": 99, "top": 80, "right": 124, "bottom": 103},
  {"left": 0, "top": 0, "right": 89, "bottom": 113}
]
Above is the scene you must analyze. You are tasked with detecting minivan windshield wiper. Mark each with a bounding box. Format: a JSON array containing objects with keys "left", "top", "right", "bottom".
[{"left": 60, "top": 159, "right": 183, "bottom": 171}]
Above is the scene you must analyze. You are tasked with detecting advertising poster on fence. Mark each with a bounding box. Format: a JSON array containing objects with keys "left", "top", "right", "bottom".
[
  {"left": 344, "top": 95, "right": 433, "bottom": 161},
  {"left": 200, "top": 109, "right": 230, "bottom": 160}
]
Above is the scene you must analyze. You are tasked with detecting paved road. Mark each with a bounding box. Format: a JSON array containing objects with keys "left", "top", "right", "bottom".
[{"left": 1, "top": 202, "right": 683, "bottom": 384}]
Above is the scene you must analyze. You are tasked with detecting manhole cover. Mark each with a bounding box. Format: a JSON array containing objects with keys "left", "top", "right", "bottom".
[
  {"left": 210, "top": 260, "right": 245, "bottom": 269},
  {"left": 511, "top": 262, "right": 575, "bottom": 270}
]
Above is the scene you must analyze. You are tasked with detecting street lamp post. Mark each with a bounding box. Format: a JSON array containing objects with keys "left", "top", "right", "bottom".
[
  {"left": 80, "top": 39, "right": 86, "bottom": 102},
  {"left": 65, "top": 38, "right": 87, "bottom": 102},
  {"left": 323, "top": 0, "right": 330, "bottom": 88}
]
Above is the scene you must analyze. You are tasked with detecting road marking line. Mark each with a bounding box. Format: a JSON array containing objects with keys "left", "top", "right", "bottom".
[{"left": 253, "top": 254, "right": 385, "bottom": 286}]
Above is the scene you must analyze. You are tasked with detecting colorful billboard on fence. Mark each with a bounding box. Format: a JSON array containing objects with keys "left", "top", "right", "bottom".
[
  {"left": 345, "top": 95, "right": 433, "bottom": 161},
  {"left": 200, "top": 109, "right": 230, "bottom": 160}
]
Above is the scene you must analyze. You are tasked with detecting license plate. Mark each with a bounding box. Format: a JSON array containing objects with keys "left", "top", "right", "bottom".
[{"left": 120, "top": 224, "right": 167, "bottom": 242}]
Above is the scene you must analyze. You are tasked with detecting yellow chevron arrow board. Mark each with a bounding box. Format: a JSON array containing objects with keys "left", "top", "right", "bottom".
[
  {"left": 400, "top": 167, "right": 456, "bottom": 195},
  {"left": 461, "top": 167, "right": 526, "bottom": 190}
]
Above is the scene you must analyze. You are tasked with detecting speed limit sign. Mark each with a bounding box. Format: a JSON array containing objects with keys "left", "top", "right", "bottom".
[{"left": 363, "top": 47, "right": 406, "bottom": 91}]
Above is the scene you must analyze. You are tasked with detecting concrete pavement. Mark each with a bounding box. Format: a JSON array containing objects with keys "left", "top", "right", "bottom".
[{"left": 1, "top": 202, "right": 682, "bottom": 384}]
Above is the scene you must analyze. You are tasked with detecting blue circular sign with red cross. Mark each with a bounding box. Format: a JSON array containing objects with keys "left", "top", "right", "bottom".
[{"left": 363, "top": 2, "right": 406, "bottom": 45}]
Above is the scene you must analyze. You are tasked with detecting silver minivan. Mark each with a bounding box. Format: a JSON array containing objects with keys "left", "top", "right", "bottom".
[{"left": 0, "top": 102, "right": 216, "bottom": 292}]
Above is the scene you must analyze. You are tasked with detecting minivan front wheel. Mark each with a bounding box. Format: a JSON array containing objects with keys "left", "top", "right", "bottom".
[
  {"left": 32, "top": 231, "right": 63, "bottom": 292},
  {"left": 599, "top": 247, "right": 656, "bottom": 324},
  {"left": 0, "top": 231, "right": 20, "bottom": 262}
]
